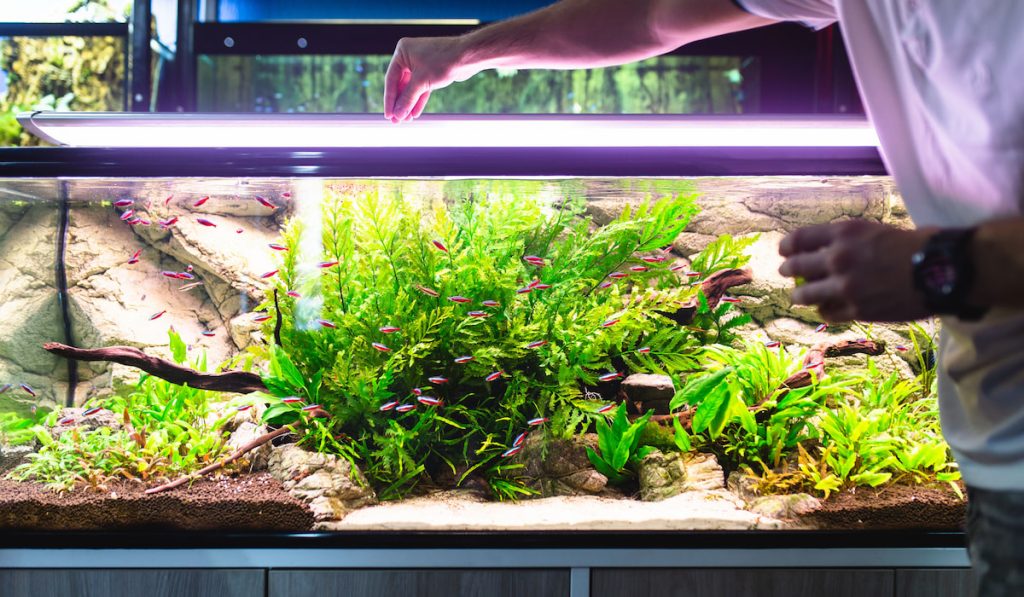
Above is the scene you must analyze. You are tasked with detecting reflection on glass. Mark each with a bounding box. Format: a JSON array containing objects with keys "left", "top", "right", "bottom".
[
  {"left": 0, "top": 35, "right": 125, "bottom": 146},
  {"left": 198, "top": 54, "right": 755, "bottom": 115},
  {"left": 4, "top": 0, "right": 132, "bottom": 23}
]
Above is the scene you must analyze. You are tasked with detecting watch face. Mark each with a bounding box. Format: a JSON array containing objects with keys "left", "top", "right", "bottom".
[{"left": 920, "top": 256, "right": 957, "bottom": 296}]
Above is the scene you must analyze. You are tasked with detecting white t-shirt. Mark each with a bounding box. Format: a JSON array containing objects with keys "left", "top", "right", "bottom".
[{"left": 736, "top": 0, "right": 1024, "bottom": 490}]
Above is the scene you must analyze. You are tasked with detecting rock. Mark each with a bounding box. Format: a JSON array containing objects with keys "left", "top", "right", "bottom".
[
  {"left": 0, "top": 444, "right": 34, "bottom": 474},
  {"left": 748, "top": 493, "right": 821, "bottom": 520},
  {"left": 729, "top": 231, "right": 818, "bottom": 323},
  {"left": 672, "top": 232, "right": 716, "bottom": 257},
  {"left": 727, "top": 470, "right": 764, "bottom": 501},
  {"left": 638, "top": 450, "right": 726, "bottom": 501},
  {"left": 620, "top": 373, "right": 675, "bottom": 415},
  {"left": 227, "top": 422, "right": 271, "bottom": 471},
  {"left": 53, "top": 407, "right": 122, "bottom": 433},
  {"left": 268, "top": 444, "right": 377, "bottom": 523},
  {"left": 518, "top": 434, "right": 608, "bottom": 497}
]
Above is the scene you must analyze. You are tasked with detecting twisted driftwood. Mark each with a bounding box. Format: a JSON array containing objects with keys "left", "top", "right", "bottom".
[
  {"left": 43, "top": 342, "right": 268, "bottom": 393},
  {"left": 658, "top": 268, "right": 754, "bottom": 326},
  {"left": 648, "top": 337, "right": 886, "bottom": 427}
]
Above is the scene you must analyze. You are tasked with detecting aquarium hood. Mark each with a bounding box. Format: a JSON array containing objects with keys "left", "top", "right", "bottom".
[{"left": 18, "top": 112, "right": 879, "bottom": 149}]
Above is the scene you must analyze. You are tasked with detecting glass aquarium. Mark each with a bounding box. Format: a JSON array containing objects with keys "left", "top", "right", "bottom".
[{"left": 0, "top": 114, "right": 964, "bottom": 535}]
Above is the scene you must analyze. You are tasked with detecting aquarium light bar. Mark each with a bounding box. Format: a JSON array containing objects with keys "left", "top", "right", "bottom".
[{"left": 20, "top": 112, "right": 880, "bottom": 149}]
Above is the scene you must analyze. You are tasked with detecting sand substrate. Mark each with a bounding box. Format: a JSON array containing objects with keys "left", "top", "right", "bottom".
[{"left": 0, "top": 473, "right": 314, "bottom": 531}]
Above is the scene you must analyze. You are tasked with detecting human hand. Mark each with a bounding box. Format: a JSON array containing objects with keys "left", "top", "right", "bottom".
[
  {"left": 383, "top": 36, "right": 475, "bottom": 123},
  {"left": 778, "top": 219, "right": 935, "bottom": 323}
]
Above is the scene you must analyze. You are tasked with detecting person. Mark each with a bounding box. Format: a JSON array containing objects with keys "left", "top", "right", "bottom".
[{"left": 383, "top": 1, "right": 1024, "bottom": 594}]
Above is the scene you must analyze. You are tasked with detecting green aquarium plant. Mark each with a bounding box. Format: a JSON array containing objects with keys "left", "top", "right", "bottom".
[
  {"left": 585, "top": 402, "right": 656, "bottom": 484},
  {"left": 256, "top": 183, "right": 713, "bottom": 498}
]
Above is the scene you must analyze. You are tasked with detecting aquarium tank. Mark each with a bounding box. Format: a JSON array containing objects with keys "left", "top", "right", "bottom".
[{"left": 0, "top": 113, "right": 964, "bottom": 534}]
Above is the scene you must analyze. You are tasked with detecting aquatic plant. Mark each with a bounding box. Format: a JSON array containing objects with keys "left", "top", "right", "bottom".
[
  {"left": 0, "top": 409, "right": 49, "bottom": 447},
  {"left": 586, "top": 402, "right": 656, "bottom": 484},
  {"left": 256, "top": 184, "right": 708, "bottom": 497},
  {"left": 10, "top": 330, "right": 233, "bottom": 491}
]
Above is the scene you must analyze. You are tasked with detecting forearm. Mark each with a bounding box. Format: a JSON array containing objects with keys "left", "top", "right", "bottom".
[
  {"left": 452, "top": 0, "right": 772, "bottom": 74},
  {"left": 969, "top": 216, "right": 1024, "bottom": 308}
]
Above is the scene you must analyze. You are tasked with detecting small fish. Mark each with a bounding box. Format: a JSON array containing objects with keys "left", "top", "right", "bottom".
[
  {"left": 317, "top": 319, "right": 336, "bottom": 329},
  {"left": 379, "top": 401, "right": 398, "bottom": 412},
  {"left": 253, "top": 314, "right": 271, "bottom": 323},
  {"left": 149, "top": 310, "right": 166, "bottom": 321},
  {"left": 485, "top": 370, "right": 503, "bottom": 382},
  {"left": 371, "top": 342, "right": 391, "bottom": 352},
  {"left": 269, "top": 243, "right": 288, "bottom": 251},
  {"left": 137, "top": 218, "right": 152, "bottom": 226},
  {"left": 686, "top": 272, "right": 702, "bottom": 278},
  {"left": 179, "top": 281, "right": 204, "bottom": 292},
  {"left": 608, "top": 272, "right": 628, "bottom": 279},
  {"left": 629, "top": 265, "right": 649, "bottom": 272},
  {"left": 815, "top": 323, "right": 828, "bottom": 333},
  {"left": 128, "top": 249, "right": 142, "bottom": 264},
  {"left": 597, "top": 403, "right": 616, "bottom": 414},
  {"left": 201, "top": 330, "right": 216, "bottom": 337},
  {"left": 193, "top": 196, "right": 210, "bottom": 207},
  {"left": 164, "top": 195, "right": 173, "bottom": 206},
  {"left": 805, "top": 360, "right": 824, "bottom": 369},
  {"left": 126, "top": 217, "right": 142, "bottom": 226},
  {"left": 260, "top": 269, "right": 279, "bottom": 279},
  {"left": 286, "top": 290, "right": 301, "bottom": 298},
  {"left": 317, "top": 260, "right": 339, "bottom": 269},
  {"left": 669, "top": 264, "right": 686, "bottom": 272},
  {"left": 255, "top": 195, "right": 278, "bottom": 209},
  {"left": 282, "top": 192, "right": 292, "bottom": 198},
  {"left": 301, "top": 404, "right": 322, "bottom": 412},
  {"left": 525, "top": 340, "right": 547, "bottom": 349},
  {"left": 720, "top": 296, "right": 742, "bottom": 304},
  {"left": 454, "top": 355, "right": 474, "bottom": 364},
  {"left": 411, "top": 388, "right": 423, "bottom": 396},
  {"left": 601, "top": 318, "right": 619, "bottom": 328},
  {"left": 379, "top": 326, "right": 401, "bottom": 334},
  {"left": 235, "top": 228, "right": 244, "bottom": 234},
  {"left": 641, "top": 255, "right": 667, "bottom": 263},
  {"left": 896, "top": 345, "right": 909, "bottom": 352},
  {"left": 58, "top": 416, "right": 76, "bottom": 426},
  {"left": 512, "top": 432, "right": 527, "bottom": 447},
  {"left": 163, "top": 271, "right": 181, "bottom": 280},
  {"left": 114, "top": 199, "right": 134, "bottom": 207},
  {"left": 447, "top": 296, "right": 472, "bottom": 303},
  {"left": 516, "top": 286, "right": 533, "bottom": 295},
  {"left": 764, "top": 340, "right": 781, "bottom": 348},
  {"left": 197, "top": 218, "right": 216, "bottom": 227},
  {"left": 236, "top": 404, "right": 253, "bottom": 412},
  {"left": 395, "top": 403, "right": 416, "bottom": 413},
  {"left": 527, "top": 417, "right": 549, "bottom": 426},
  {"left": 481, "top": 300, "right": 501, "bottom": 308},
  {"left": 159, "top": 216, "right": 178, "bottom": 228},
  {"left": 598, "top": 281, "right": 614, "bottom": 290},
  {"left": 282, "top": 397, "right": 303, "bottom": 404},
  {"left": 186, "top": 265, "right": 193, "bottom": 272},
  {"left": 20, "top": 383, "right": 36, "bottom": 396},
  {"left": 431, "top": 239, "right": 448, "bottom": 253},
  {"left": 467, "top": 311, "right": 489, "bottom": 318},
  {"left": 598, "top": 372, "right": 622, "bottom": 382},
  {"left": 533, "top": 283, "right": 551, "bottom": 290},
  {"left": 501, "top": 445, "right": 522, "bottom": 458},
  {"left": 119, "top": 209, "right": 135, "bottom": 221},
  {"left": 415, "top": 285, "right": 440, "bottom": 297},
  {"left": 176, "top": 272, "right": 195, "bottom": 280},
  {"left": 427, "top": 376, "right": 448, "bottom": 385},
  {"left": 638, "top": 346, "right": 651, "bottom": 354},
  {"left": 524, "top": 255, "right": 545, "bottom": 265},
  {"left": 417, "top": 396, "right": 442, "bottom": 407},
  {"left": 0, "top": 383, "right": 10, "bottom": 394},
  {"left": 82, "top": 407, "right": 103, "bottom": 417},
  {"left": 528, "top": 279, "right": 541, "bottom": 289}
]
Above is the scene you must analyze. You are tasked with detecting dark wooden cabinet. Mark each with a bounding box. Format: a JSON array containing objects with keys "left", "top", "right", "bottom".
[
  {"left": 268, "top": 569, "right": 570, "bottom": 597},
  {"left": 896, "top": 569, "right": 975, "bottom": 597},
  {"left": 591, "top": 568, "right": 895, "bottom": 597},
  {"left": 0, "top": 569, "right": 264, "bottom": 597}
]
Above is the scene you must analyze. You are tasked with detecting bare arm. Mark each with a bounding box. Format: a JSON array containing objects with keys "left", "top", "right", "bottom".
[
  {"left": 384, "top": 0, "right": 776, "bottom": 122},
  {"left": 970, "top": 217, "right": 1024, "bottom": 309}
]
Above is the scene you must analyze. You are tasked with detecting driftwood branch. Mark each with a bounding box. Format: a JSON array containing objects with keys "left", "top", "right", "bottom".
[
  {"left": 43, "top": 342, "right": 268, "bottom": 393},
  {"left": 144, "top": 426, "right": 293, "bottom": 495},
  {"left": 658, "top": 268, "right": 754, "bottom": 326}
]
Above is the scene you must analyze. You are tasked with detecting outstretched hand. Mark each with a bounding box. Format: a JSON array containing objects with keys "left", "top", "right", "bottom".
[
  {"left": 384, "top": 36, "right": 472, "bottom": 123},
  {"left": 779, "top": 219, "right": 935, "bottom": 323}
]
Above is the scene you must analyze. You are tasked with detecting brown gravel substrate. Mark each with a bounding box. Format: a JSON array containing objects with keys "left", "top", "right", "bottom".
[
  {"left": 804, "top": 484, "right": 966, "bottom": 531},
  {"left": 0, "top": 473, "right": 314, "bottom": 531}
]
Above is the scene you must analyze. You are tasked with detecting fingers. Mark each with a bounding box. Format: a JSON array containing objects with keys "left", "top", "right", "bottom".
[
  {"left": 779, "top": 250, "right": 828, "bottom": 279},
  {"left": 791, "top": 277, "right": 843, "bottom": 307},
  {"left": 383, "top": 54, "right": 406, "bottom": 121},
  {"left": 392, "top": 76, "right": 430, "bottom": 123},
  {"left": 779, "top": 223, "right": 842, "bottom": 257},
  {"left": 410, "top": 90, "right": 431, "bottom": 119}
]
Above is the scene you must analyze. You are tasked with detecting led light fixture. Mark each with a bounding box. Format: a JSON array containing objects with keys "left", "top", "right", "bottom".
[{"left": 19, "top": 112, "right": 879, "bottom": 149}]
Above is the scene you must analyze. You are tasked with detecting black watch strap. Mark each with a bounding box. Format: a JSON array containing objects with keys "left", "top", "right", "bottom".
[{"left": 911, "top": 228, "right": 988, "bottom": 321}]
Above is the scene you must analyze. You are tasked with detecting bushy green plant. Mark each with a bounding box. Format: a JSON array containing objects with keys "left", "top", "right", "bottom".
[
  {"left": 0, "top": 408, "right": 50, "bottom": 447},
  {"left": 9, "top": 330, "right": 233, "bottom": 491},
  {"left": 257, "top": 183, "right": 705, "bottom": 498},
  {"left": 586, "top": 402, "right": 656, "bottom": 484}
]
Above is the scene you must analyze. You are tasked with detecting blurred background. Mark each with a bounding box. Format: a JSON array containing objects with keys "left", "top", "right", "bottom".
[{"left": 0, "top": 0, "right": 863, "bottom": 146}]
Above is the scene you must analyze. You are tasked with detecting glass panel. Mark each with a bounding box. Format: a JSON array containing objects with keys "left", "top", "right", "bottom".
[
  {"left": 4, "top": 0, "right": 132, "bottom": 23},
  {"left": 0, "top": 35, "right": 126, "bottom": 146},
  {"left": 212, "top": 0, "right": 549, "bottom": 23},
  {"left": 0, "top": 174, "right": 961, "bottom": 533},
  {"left": 198, "top": 54, "right": 755, "bottom": 114}
]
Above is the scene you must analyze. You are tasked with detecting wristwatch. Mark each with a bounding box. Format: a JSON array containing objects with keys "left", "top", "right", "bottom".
[{"left": 911, "top": 227, "right": 988, "bottom": 320}]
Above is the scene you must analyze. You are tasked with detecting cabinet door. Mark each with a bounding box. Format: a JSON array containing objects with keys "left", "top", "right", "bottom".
[
  {"left": 0, "top": 569, "right": 264, "bottom": 597},
  {"left": 896, "top": 569, "right": 974, "bottom": 597},
  {"left": 269, "top": 569, "right": 570, "bottom": 597},
  {"left": 591, "top": 568, "right": 894, "bottom": 597}
]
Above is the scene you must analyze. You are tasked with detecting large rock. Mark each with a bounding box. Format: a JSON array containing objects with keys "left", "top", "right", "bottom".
[
  {"left": 268, "top": 444, "right": 377, "bottom": 525},
  {"left": 620, "top": 374, "right": 675, "bottom": 415},
  {"left": 638, "top": 450, "right": 725, "bottom": 501},
  {"left": 518, "top": 434, "right": 608, "bottom": 497}
]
